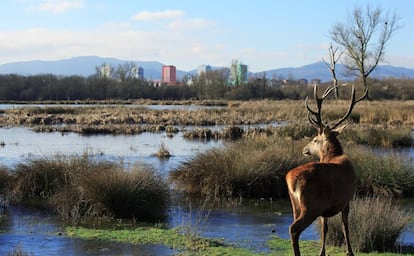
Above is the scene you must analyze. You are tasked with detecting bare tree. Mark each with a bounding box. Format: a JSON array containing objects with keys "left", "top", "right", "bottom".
[
  {"left": 323, "top": 45, "right": 342, "bottom": 99},
  {"left": 115, "top": 62, "right": 136, "bottom": 82},
  {"left": 330, "top": 5, "right": 400, "bottom": 95}
]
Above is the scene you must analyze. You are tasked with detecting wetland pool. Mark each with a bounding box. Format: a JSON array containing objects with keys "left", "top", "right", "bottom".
[{"left": 0, "top": 127, "right": 413, "bottom": 255}]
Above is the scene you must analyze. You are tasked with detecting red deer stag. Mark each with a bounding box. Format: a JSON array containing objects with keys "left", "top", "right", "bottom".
[{"left": 285, "top": 84, "right": 367, "bottom": 256}]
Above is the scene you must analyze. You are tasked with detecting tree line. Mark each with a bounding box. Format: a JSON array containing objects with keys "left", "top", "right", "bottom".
[{"left": 0, "top": 73, "right": 412, "bottom": 101}]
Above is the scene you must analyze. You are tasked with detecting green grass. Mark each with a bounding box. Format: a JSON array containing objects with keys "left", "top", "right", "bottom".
[{"left": 66, "top": 226, "right": 414, "bottom": 256}]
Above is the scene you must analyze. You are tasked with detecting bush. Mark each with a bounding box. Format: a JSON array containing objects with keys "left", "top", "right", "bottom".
[
  {"left": 80, "top": 164, "right": 170, "bottom": 222},
  {"left": 0, "top": 165, "right": 12, "bottom": 212},
  {"left": 170, "top": 136, "right": 308, "bottom": 199},
  {"left": 342, "top": 126, "right": 413, "bottom": 147},
  {"left": 13, "top": 156, "right": 69, "bottom": 201},
  {"left": 12, "top": 154, "right": 170, "bottom": 223},
  {"left": 0, "top": 165, "right": 11, "bottom": 194},
  {"left": 347, "top": 146, "right": 414, "bottom": 197},
  {"left": 318, "top": 196, "right": 412, "bottom": 253}
]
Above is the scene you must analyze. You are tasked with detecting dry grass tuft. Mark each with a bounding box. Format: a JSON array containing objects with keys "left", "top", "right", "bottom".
[
  {"left": 318, "top": 196, "right": 412, "bottom": 253},
  {"left": 12, "top": 154, "right": 169, "bottom": 224},
  {"left": 170, "top": 136, "right": 308, "bottom": 199}
]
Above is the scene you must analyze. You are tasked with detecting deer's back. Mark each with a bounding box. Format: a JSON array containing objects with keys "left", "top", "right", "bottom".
[{"left": 285, "top": 156, "right": 356, "bottom": 216}]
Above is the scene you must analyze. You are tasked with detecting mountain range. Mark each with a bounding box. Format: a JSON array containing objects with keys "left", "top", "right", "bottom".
[{"left": 0, "top": 56, "right": 413, "bottom": 82}]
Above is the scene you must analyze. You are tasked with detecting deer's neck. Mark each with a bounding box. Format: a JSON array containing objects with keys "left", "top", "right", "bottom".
[{"left": 320, "top": 139, "right": 343, "bottom": 163}]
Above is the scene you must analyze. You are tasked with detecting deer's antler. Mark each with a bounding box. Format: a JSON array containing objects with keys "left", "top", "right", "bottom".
[
  {"left": 305, "top": 83, "right": 341, "bottom": 131},
  {"left": 330, "top": 83, "right": 368, "bottom": 130},
  {"left": 305, "top": 83, "right": 368, "bottom": 132}
]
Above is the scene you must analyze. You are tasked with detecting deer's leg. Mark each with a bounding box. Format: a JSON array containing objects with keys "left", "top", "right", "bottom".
[
  {"left": 288, "top": 192, "right": 301, "bottom": 220},
  {"left": 319, "top": 216, "right": 328, "bottom": 256},
  {"left": 341, "top": 204, "right": 354, "bottom": 256},
  {"left": 289, "top": 213, "right": 317, "bottom": 256}
]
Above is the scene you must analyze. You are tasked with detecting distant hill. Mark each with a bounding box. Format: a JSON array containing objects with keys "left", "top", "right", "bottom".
[
  {"left": 0, "top": 56, "right": 186, "bottom": 80},
  {"left": 0, "top": 56, "right": 413, "bottom": 82},
  {"left": 262, "top": 62, "right": 414, "bottom": 82}
]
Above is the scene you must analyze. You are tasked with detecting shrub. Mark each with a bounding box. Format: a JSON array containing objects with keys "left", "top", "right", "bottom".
[
  {"left": 13, "top": 154, "right": 170, "bottom": 223},
  {"left": 318, "top": 196, "right": 412, "bottom": 253},
  {"left": 0, "top": 165, "right": 12, "bottom": 212},
  {"left": 342, "top": 126, "right": 413, "bottom": 147},
  {"left": 170, "top": 136, "right": 308, "bottom": 199},
  {"left": 347, "top": 146, "right": 414, "bottom": 197},
  {"left": 50, "top": 157, "right": 118, "bottom": 223},
  {"left": 0, "top": 165, "right": 11, "bottom": 194},
  {"left": 80, "top": 164, "right": 170, "bottom": 222},
  {"left": 274, "top": 122, "right": 315, "bottom": 140},
  {"left": 13, "top": 156, "right": 69, "bottom": 201}
]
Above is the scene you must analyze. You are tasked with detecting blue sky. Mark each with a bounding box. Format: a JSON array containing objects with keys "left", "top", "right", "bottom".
[{"left": 0, "top": 0, "right": 413, "bottom": 72}]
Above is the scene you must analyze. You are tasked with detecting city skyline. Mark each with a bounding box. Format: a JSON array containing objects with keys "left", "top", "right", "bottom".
[{"left": 1, "top": 0, "right": 413, "bottom": 72}]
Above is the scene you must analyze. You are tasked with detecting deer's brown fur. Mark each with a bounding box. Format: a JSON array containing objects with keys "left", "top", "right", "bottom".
[{"left": 285, "top": 82, "right": 367, "bottom": 256}]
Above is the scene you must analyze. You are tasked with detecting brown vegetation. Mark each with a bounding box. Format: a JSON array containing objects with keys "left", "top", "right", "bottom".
[
  {"left": 317, "top": 196, "right": 411, "bottom": 253},
  {"left": 12, "top": 154, "right": 169, "bottom": 224},
  {"left": 0, "top": 100, "right": 412, "bottom": 148},
  {"left": 170, "top": 136, "right": 414, "bottom": 200}
]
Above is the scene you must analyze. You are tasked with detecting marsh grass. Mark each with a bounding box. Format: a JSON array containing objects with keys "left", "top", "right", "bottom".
[
  {"left": 12, "top": 154, "right": 169, "bottom": 224},
  {"left": 152, "top": 142, "right": 172, "bottom": 158},
  {"left": 0, "top": 165, "right": 11, "bottom": 193},
  {"left": 171, "top": 135, "right": 414, "bottom": 200},
  {"left": 13, "top": 156, "right": 70, "bottom": 201},
  {"left": 0, "top": 166, "right": 12, "bottom": 213},
  {"left": 317, "top": 197, "right": 412, "bottom": 253},
  {"left": 178, "top": 197, "right": 217, "bottom": 252},
  {"left": 81, "top": 164, "right": 170, "bottom": 222},
  {"left": 347, "top": 146, "right": 414, "bottom": 197},
  {"left": 170, "top": 136, "right": 308, "bottom": 199},
  {"left": 8, "top": 245, "right": 30, "bottom": 256},
  {"left": 2, "top": 100, "right": 413, "bottom": 146},
  {"left": 342, "top": 126, "right": 413, "bottom": 147}
]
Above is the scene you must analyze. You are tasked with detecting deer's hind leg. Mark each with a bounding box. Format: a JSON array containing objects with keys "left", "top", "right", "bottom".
[
  {"left": 289, "top": 211, "right": 318, "bottom": 256},
  {"left": 341, "top": 204, "right": 354, "bottom": 256},
  {"left": 288, "top": 191, "right": 301, "bottom": 220}
]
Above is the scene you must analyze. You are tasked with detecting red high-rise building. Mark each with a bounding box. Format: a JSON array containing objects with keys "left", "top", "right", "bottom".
[{"left": 162, "top": 65, "right": 176, "bottom": 85}]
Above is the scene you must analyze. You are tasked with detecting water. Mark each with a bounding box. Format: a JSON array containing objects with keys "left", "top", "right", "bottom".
[
  {"left": 0, "top": 127, "right": 413, "bottom": 255},
  {"left": 0, "top": 103, "right": 222, "bottom": 111},
  {"left": 0, "top": 127, "right": 222, "bottom": 174},
  {"left": 0, "top": 205, "right": 176, "bottom": 256}
]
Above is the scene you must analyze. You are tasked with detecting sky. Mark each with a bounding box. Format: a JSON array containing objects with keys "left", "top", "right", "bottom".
[{"left": 0, "top": 0, "right": 413, "bottom": 72}]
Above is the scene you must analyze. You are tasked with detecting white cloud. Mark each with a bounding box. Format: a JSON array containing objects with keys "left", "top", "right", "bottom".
[
  {"left": 131, "top": 10, "right": 184, "bottom": 21},
  {"left": 27, "top": 0, "right": 85, "bottom": 13},
  {"left": 168, "top": 18, "right": 215, "bottom": 30}
]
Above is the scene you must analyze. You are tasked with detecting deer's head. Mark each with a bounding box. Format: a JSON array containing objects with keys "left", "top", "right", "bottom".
[{"left": 303, "top": 84, "right": 367, "bottom": 161}]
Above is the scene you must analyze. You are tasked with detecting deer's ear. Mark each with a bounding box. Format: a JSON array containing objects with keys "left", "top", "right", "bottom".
[{"left": 332, "top": 125, "right": 347, "bottom": 135}]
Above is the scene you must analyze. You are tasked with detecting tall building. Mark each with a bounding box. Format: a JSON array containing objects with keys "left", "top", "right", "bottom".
[
  {"left": 162, "top": 65, "right": 176, "bottom": 85},
  {"left": 197, "top": 64, "right": 212, "bottom": 76},
  {"left": 131, "top": 66, "right": 144, "bottom": 79},
  {"left": 230, "top": 63, "right": 248, "bottom": 85},
  {"left": 100, "top": 64, "right": 111, "bottom": 78}
]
